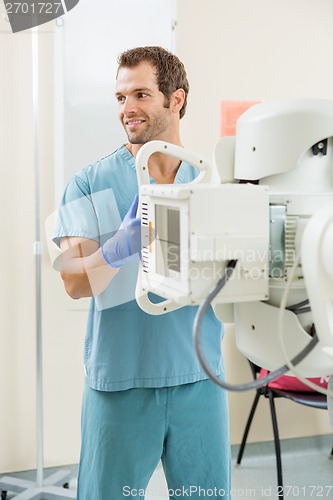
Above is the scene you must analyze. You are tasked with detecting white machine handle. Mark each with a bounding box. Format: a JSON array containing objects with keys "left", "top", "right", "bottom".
[
  {"left": 135, "top": 140, "right": 213, "bottom": 186},
  {"left": 135, "top": 140, "right": 213, "bottom": 315},
  {"left": 302, "top": 202, "right": 333, "bottom": 358}
]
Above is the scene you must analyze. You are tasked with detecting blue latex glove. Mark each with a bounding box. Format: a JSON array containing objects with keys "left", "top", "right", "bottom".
[{"left": 101, "top": 195, "right": 141, "bottom": 268}]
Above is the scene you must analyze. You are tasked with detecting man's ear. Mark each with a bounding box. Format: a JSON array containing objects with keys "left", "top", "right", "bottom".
[{"left": 171, "top": 89, "right": 185, "bottom": 115}]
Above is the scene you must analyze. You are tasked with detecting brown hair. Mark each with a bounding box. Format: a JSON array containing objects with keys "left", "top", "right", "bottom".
[{"left": 117, "top": 46, "right": 189, "bottom": 119}]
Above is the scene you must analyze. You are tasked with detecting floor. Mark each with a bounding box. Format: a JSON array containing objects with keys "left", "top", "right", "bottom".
[{"left": 1, "top": 434, "right": 332, "bottom": 499}]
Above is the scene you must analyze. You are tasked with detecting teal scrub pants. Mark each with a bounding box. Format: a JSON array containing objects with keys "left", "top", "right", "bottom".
[{"left": 77, "top": 379, "right": 231, "bottom": 499}]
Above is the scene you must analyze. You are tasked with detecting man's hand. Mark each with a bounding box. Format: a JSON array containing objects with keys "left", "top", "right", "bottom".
[{"left": 101, "top": 195, "right": 141, "bottom": 268}]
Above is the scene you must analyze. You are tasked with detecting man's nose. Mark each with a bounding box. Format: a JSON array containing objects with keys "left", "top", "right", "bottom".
[{"left": 123, "top": 97, "right": 137, "bottom": 115}]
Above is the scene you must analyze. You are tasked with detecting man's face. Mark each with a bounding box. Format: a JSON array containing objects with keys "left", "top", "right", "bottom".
[{"left": 115, "top": 61, "right": 173, "bottom": 144}]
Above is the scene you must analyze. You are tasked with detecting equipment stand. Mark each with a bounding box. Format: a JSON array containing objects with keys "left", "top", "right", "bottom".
[
  {"left": 0, "top": 470, "right": 74, "bottom": 500},
  {"left": 0, "top": 26, "right": 75, "bottom": 500}
]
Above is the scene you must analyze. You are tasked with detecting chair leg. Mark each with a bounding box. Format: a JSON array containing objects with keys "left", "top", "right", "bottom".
[
  {"left": 268, "top": 391, "right": 284, "bottom": 499},
  {"left": 236, "top": 391, "right": 261, "bottom": 465}
]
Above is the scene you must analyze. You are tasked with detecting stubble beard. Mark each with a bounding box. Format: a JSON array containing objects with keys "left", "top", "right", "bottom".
[{"left": 126, "top": 108, "right": 172, "bottom": 145}]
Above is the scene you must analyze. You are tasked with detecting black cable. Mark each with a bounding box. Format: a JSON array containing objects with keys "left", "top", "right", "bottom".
[
  {"left": 286, "top": 299, "right": 311, "bottom": 315},
  {"left": 293, "top": 307, "right": 311, "bottom": 315},
  {"left": 193, "top": 260, "right": 319, "bottom": 392},
  {"left": 286, "top": 299, "right": 309, "bottom": 311}
]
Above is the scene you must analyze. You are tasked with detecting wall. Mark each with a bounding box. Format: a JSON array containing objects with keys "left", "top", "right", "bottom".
[
  {"left": 177, "top": 0, "right": 333, "bottom": 156},
  {"left": 1, "top": 0, "right": 333, "bottom": 474},
  {"left": 0, "top": 21, "right": 36, "bottom": 472},
  {"left": 0, "top": 13, "right": 86, "bottom": 471},
  {"left": 176, "top": 0, "right": 333, "bottom": 445}
]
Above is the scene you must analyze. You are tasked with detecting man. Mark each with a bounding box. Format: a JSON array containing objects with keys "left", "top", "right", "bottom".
[{"left": 54, "top": 46, "right": 230, "bottom": 499}]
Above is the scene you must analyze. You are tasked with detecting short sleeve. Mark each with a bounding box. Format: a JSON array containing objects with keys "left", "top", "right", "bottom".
[
  {"left": 53, "top": 171, "right": 121, "bottom": 248},
  {"left": 53, "top": 173, "right": 99, "bottom": 247}
]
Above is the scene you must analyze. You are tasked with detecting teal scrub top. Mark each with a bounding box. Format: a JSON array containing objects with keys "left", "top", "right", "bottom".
[{"left": 54, "top": 145, "right": 224, "bottom": 391}]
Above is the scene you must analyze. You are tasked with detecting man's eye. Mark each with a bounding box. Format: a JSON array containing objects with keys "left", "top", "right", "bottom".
[
  {"left": 138, "top": 93, "right": 148, "bottom": 98},
  {"left": 117, "top": 96, "right": 125, "bottom": 103}
]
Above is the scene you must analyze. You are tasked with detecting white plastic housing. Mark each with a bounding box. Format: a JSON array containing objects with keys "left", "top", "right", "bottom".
[
  {"left": 137, "top": 183, "right": 269, "bottom": 309},
  {"left": 235, "top": 99, "right": 333, "bottom": 180}
]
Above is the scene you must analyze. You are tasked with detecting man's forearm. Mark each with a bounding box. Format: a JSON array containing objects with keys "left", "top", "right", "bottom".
[{"left": 59, "top": 247, "right": 119, "bottom": 299}]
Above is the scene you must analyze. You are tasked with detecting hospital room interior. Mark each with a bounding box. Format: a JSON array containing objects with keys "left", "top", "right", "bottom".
[{"left": 1, "top": 0, "right": 333, "bottom": 498}]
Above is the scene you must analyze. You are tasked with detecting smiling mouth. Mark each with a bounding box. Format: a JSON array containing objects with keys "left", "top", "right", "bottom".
[{"left": 125, "top": 119, "right": 145, "bottom": 127}]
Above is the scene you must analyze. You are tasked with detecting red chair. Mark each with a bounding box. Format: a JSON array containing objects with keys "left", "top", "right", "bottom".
[{"left": 236, "top": 361, "right": 332, "bottom": 499}]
